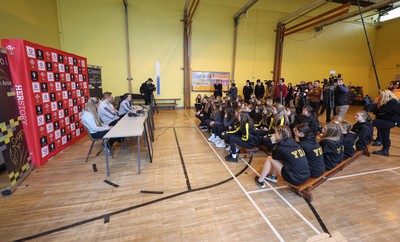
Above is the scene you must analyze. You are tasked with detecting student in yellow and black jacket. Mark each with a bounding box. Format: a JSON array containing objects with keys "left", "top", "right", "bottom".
[
  {"left": 261, "top": 103, "right": 289, "bottom": 150},
  {"left": 225, "top": 111, "right": 259, "bottom": 162},
  {"left": 319, "top": 123, "right": 344, "bottom": 170},
  {"left": 340, "top": 121, "right": 358, "bottom": 159},
  {"left": 255, "top": 126, "right": 310, "bottom": 188}
]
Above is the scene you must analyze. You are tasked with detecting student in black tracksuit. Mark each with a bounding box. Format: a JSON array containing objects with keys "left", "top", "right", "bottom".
[
  {"left": 196, "top": 100, "right": 212, "bottom": 127},
  {"left": 261, "top": 103, "right": 289, "bottom": 150},
  {"left": 214, "top": 79, "right": 223, "bottom": 97},
  {"left": 195, "top": 94, "right": 202, "bottom": 112},
  {"left": 243, "top": 80, "right": 253, "bottom": 103},
  {"left": 254, "top": 107, "right": 273, "bottom": 138},
  {"left": 254, "top": 79, "right": 265, "bottom": 100},
  {"left": 291, "top": 105, "right": 319, "bottom": 135},
  {"left": 255, "top": 126, "right": 310, "bottom": 188},
  {"left": 294, "top": 124, "right": 325, "bottom": 178},
  {"left": 341, "top": 121, "right": 358, "bottom": 159},
  {"left": 225, "top": 111, "right": 259, "bottom": 162},
  {"left": 319, "top": 123, "right": 344, "bottom": 170},
  {"left": 213, "top": 106, "right": 237, "bottom": 148},
  {"left": 351, "top": 111, "right": 373, "bottom": 151}
]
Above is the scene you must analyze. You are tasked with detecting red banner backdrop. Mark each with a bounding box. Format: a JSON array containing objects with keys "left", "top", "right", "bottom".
[{"left": 1, "top": 39, "right": 89, "bottom": 167}]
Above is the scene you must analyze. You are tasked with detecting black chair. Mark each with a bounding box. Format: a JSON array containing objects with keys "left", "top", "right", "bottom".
[{"left": 83, "top": 125, "right": 103, "bottom": 163}]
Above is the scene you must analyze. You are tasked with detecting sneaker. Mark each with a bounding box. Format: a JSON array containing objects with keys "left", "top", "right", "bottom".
[
  {"left": 372, "top": 141, "right": 382, "bottom": 146},
  {"left": 199, "top": 125, "right": 207, "bottom": 129},
  {"left": 372, "top": 149, "right": 389, "bottom": 157},
  {"left": 264, "top": 175, "right": 278, "bottom": 183},
  {"left": 208, "top": 135, "right": 215, "bottom": 141},
  {"left": 225, "top": 146, "right": 231, "bottom": 152},
  {"left": 212, "top": 137, "right": 221, "bottom": 143},
  {"left": 225, "top": 153, "right": 238, "bottom": 162},
  {"left": 235, "top": 146, "right": 240, "bottom": 153},
  {"left": 215, "top": 141, "right": 226, "bottom": 148},
  {"left": 254, "top": 176, "right": 265, "bottom": 189}
]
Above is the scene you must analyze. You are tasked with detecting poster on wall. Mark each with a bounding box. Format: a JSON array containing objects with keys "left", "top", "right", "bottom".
[
  {"left": 1, "top": 39, "right": 90, "bottom": 167},
  {"left": 88, "top": 66, "right": 103, "bottom": 98},
  {"left": 0, "top": 50, "right": 32, "bottom": 195},
  {"left": 191, "top": 71, "right": 230, "bottom": 92}
]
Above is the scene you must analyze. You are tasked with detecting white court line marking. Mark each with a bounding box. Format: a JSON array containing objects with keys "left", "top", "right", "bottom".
[
  {"left": 184, "top": 110, "right": 285, "bottom": 242},
  {"left": 329, "top": 166, "right": 400, "bottom": 180},
  {"left": 248, "top": 185, "right": 287, "bottom": 194},
  {"left": 240, "top": 158, "right": 321, "bottom": 235},
  {"left": 389, "top": 169, "right": 400, "bottom": 175}
]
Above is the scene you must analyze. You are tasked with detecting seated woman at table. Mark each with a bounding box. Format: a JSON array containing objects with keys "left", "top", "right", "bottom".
[
  {"left": 118, "top": 93, "right": 135, "bottom": 117},
  {"left": 82, "top": 97, "right": 118, "bottom": 155}
]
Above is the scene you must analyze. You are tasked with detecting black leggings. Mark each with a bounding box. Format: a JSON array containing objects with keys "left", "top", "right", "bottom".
[
  {"left": 229, "top": 136, "right": 254, "bottom": 155},
  {"left": 91, "top": 130, "right": 118, "bottom": 146},
  {"left": 373, "top": 119, "right": 396, "bottom": 151}
]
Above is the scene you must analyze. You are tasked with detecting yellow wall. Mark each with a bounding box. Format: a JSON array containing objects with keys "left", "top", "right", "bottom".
[
  {"left": 373, "top": 18, "right": 400, "bottom": 95},
  {"left": 0, "top": 0, "right": 60, "bottom": 49},
  {"left": 234, "top": 5, "right": 376, "bottom": 97},
  {"left": 58, "top": 0, "right": 184, "bottom": 104}
]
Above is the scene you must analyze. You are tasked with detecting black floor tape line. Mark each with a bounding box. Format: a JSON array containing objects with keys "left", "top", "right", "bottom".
[
  {"left": 140, "top": 190, "right": 164, "bottom": 194},
  {"left": 173, "top": 127, "right": 191, "bottom": 191},
  {"left": 103, "top": 180, "right": 119, "bottom": 188},
  {"left": 104, "top": 216, "right": 110, "bottom": 224},
  {"left": 92, "top": 164, "right": 98, "bottom": 172},
  {"left": 16, "top": 160, "right": 252, "bottom": 241},
  {"left": 304, "top": 198, "right": 331, "bottom": 236}
]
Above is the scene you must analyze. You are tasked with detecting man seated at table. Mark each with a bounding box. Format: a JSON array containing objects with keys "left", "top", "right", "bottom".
[{"left": 98, "top": 92, "right": 120, "bottom": 126}]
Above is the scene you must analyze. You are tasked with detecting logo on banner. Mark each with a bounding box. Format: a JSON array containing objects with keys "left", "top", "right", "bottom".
[
  {"left": 58, "top": 110, "right": 64, "bottom": 119},
  {"left": 49, "top": 143, "right": 55, "bottom": 152},
  {"left": 73, "top": 66, "right": 78, "bottom": 74},
  {"left": 78, "top": 75, "right": 83, "bottom": 82},
  {"left": 42, "top": 93, "right": 50, "bottom": 103},
  {"left": 61, "top": 127, "right": 66, "bottom": 136},
  {"left": 55, "top": 82, "right": 61, "bottom": 91},
  {"left": 78, "top": 67, "right": 82, "bottom": 74},
  {"left": 46, "top": 123, "right": 54, "bottom": 133},
  {"left": 36, "top": 49, "right": 44, "bottom": 59},
  {"left": 65, "top": 74, "right": 70, "bottom": 81},
  {"left": 64, "top": 108, "right": 69, "bottom": 117},
  {"left": 31, "top": 71, "right": 38, "bottom": 81},
  {"left": 71, "top": 82, "right": 76, "bottom": 89},
  {"left": 70, "top": 74, "right": 75, "bottom": 81},
  {"left": 26, "top": 46, "right": 36, "bottom": 58},
  {"left": 37, "top": 60, "right": 45, "bottom": 71},
  {"left": 32, "top": 83, "right": 40, "bottom": 93},
  {"left": 41, "top": 83, "right": 48, "bottom": 92},
  {"left": 47, "top": 72, "right": 54, "bottom": 81},
  {"left": 67, "top": 133, "right": 72, "bottom": 141},
  {"left": 40, "top": 136, "right": 48, "bottom": 147},
  {"left": 71, "top": 123, "right": 75, "bottom": 131},
  {"left": 58, "top": 54, "right": 64, "bottom": 63},
  {"left": 58, "top": 64, "right": 65, "bottom": 73},
  {"left": 37, "top": 115, "right": 45, "bottom": 126},
  {"left": 55, "top": 130, "right": 61, "bottom": 139},
  {"left": 62, "top": 136, "right": 67, "bottom": 145},
  {"left": 51, "top": 102, "right": 57, "bottom": 111},
  {"left": 81, "top": 60, "right": 86, "bottom": 67},
  {"left": 45, "top": 113, "right": 52, "bottom": 123},
  {"left": 41, "top": 146, "right": 49, "bottom": 157},
  {"left": 54, "top": 121, "right": 60, "bottom": 130},
  {"left": 54, "top": 73, "right": 60, "bottom": 81},
  {"left": 73, "top": 58, "right": 77, "bottom": 66},
  {"left": 35, "top": 105, "right": 43, "bottom": 115},
  {"left": 65, "top": 65, "right": 70, "bottom": 73},
  {"left": 46, "top": 62, "right": 52, "bottom": 71}
]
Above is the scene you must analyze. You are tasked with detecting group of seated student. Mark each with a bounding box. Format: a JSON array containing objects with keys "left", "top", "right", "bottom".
[
  {"left": 194, "top": 93, "right": 373, "bottom": 188},
  {"left": 82, "top": 92, "right": 134, "bottom": 155}
]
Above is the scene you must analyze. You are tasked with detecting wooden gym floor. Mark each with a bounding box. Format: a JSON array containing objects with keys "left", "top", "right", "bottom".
[{"left": 0, "top": 106, "right": 399, "bottom": 242}]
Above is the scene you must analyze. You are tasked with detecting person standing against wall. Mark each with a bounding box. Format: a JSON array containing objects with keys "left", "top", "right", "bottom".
[
  {"left": 243, "top": 80, "right": 253, "bottom": 103},
  {"left": 214, "top": 79, "right": 223, "bottom": 97},
  {"left": 140, "top": 78, "right": 156, "bottom": 105},
  {"left": 254, "top": 79, "right": 265, "bottom": 100},
  {"left": 274, "top": 78, "right": 288, "bottom": 105}
]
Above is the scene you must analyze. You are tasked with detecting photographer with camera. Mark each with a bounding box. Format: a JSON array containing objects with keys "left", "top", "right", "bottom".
[
  {"left": 294, "top": 81, "right": 308, "bottom": 115},
  {"left": 334, "top": 77, "right": 350, "bottom": 119},
  {"left": 140, "top": 78, "right": 156, "bottom": 105}
]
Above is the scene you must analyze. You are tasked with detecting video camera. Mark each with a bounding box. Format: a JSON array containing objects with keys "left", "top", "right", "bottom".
[{"left": 323, "top": 73, "right": 341, "bottom": 90}]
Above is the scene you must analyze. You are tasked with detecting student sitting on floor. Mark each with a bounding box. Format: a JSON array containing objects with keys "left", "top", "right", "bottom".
[
  {"left": 225, "top": 111, "right": 259, "bottom": 162},
  {"left": 82, "top": 97, "right": 118, "bottom": 155},
  {"left": 118, "top": 93, "right": 135, "bottom": 117},
  {"left": 341, "top": 121, "right": 358, "bottom": 159},
  {"left": 255, "top": 126, "right": 310, "bottom": 188},
  {"left": 319, "top": 123, "right": 344, "bottom": 170},
  {"left": 351, "top": 111, "right": 373, "bottom": 151},
  {"left": 293, "top": 123, "right": 325, "bottom": 178}
]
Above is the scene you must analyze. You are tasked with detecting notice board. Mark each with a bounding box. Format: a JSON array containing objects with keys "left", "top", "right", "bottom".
[{"left": 191, "top": 71, "right": 230, "bottom": 92}]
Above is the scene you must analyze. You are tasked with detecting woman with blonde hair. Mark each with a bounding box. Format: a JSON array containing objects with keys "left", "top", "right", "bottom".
[
  {"left": 372, "top": 90, "right": 400, "bottom": 156},
  {"left": 319, "top": 123, "right": 344, "bottom": 170},
  {"left": 82, "top": 97, "right": 117, "bottom": 154}
]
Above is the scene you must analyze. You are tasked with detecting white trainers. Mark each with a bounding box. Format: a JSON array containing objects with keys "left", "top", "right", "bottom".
[
  {"left": 212, "top": 137, "right": 221, "bottom": 143},
  {"left": 225, "top": 146, "right": 231, "bottom": 151},
  {"left": 208, "top": 134, "right": 215, "bottom": 141},
  {"left": 216, "top": 140, "right": 226, "bottom": 148}
]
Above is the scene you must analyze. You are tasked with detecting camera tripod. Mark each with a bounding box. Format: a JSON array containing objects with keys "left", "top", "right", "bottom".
[{"left": 150, "top": 94, "right": 159, "bottom": 114}]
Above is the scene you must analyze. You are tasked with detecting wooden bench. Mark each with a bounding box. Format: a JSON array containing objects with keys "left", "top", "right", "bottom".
[
  {"left": 285, "top": 144, "right": 371, "bottom": 201},
  {"left": 239, "top": 147, "right": 259, "bottom": 158},
  {"left": 154, "top": 98, "right": 180, "bottom": 110}
]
